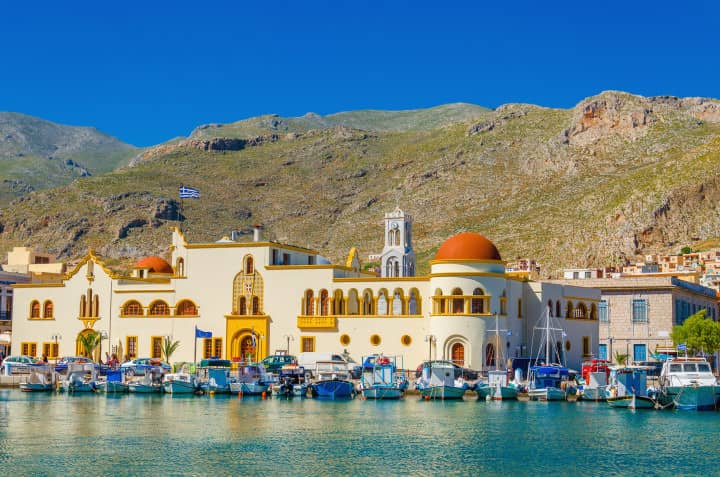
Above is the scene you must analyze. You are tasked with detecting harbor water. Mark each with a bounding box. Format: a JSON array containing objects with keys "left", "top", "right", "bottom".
[{"left": 1, "top": 390, "right": 718, "bottom": 476}]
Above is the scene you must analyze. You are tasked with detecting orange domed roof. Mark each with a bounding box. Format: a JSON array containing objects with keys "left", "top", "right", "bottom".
[
  {"left": 434, "top": 232, "right": 502, "bottom": 261},
  {"left": 133, "top": 256, "right": 173, "bottom": 274}
]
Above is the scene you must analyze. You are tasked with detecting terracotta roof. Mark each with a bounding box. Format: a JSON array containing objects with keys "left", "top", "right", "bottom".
[
  {"left": 434, "top": 232, "right": 502, "bottom": 261},
  {"left": 133, "top": 256, "right": 173, "bottom": 274}
]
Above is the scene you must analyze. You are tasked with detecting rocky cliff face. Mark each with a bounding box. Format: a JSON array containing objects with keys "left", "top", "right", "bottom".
[{"left": 1, "top": 92, "right": 720, "bottom": 276}]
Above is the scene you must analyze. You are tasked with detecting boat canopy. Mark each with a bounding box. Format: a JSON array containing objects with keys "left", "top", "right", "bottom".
[{"left": 199, "top": 359, "right": 231, "bottom": 368}]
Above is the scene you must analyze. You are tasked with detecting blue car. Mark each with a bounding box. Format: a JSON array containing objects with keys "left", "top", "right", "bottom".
[{"left": 121, "top": 358, "right": 172, "bottom": 376}]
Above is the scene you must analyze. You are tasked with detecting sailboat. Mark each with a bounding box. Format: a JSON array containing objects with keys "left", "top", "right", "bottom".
[
  {"left": 526, "top": 306, "right": 571, "bottom": 401},
  {"left": 476, "top": 313, "right": 517, "bottom": 401}
]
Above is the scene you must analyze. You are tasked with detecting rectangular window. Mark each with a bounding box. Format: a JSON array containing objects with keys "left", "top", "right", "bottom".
[
  {"left": 272, "top": 249, "right": 279, "bottom": 265},
  {"left": 126, "top": 336, "right": 138, "bottom": 359},
  {"left": 151, "top": 336, "right": 163, "bottom": 359},
  {"left": 598, "top": 344, "right": 608, "bottom": 360},
  {"left": 599, "top": 300, "right": 609, "bottom": 322},
  {"left": 584, "top": 271, "right": 591, "bottom": 278},
  {"left": 42, "top": 342, "right": 59, "bottom": 359},
  {"left": 283, "top": 253, "right": 290, "bottom": 265},
  {"left": 517, "top": 299, "right": 522, "bottom": 318},
  {"left": 307, "top": 256, "right": 315, "bottom": 265},
  {"left": 632, "top": 299, "right": 648, "bottom": 323},
  {"left": 203, "top": 338, "right": 213, "bottom": 359},
  {"left": 573, "top": 272, "right": 579, "bottom": 279},
  {"left": 21, "top": 342, "right": 37, "bottom": 357},
  {"left": 500, "top": 298, "right": 507, "bottom": 315},
  {"left": 213, "top": 338, "right": 222, "bottom": 359},
  {"left": 633, "top": 344, "right": 647, "bottom": 362},
  {"left": 582, "top": 336, "right": 590, "bottom": 357},
  {"left": 301, "top": 336, "right": 315, "bottom": 352}
]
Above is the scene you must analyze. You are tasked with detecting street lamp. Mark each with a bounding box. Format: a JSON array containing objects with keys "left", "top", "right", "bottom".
[
  {"left": 424, "top": 334, "right": 436, "bottom": 361},
  {"left": 283, "top": 334, "right": 294, "bottom": 354},
  {"left": 98, "top": 331, "right": 108, "bottom": 363},
  {"left": 51, "top": 333, "right": 62, "bottom": 363}
]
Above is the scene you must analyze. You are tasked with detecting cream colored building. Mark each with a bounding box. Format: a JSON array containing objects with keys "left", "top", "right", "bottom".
[{"left": 11, "top": 213, "right": 600, "bottom": 371}]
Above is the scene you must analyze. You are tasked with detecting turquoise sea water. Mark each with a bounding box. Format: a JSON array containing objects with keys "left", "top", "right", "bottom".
[{"left": 1, "top": 390, "right": 718, "bottom": 476}]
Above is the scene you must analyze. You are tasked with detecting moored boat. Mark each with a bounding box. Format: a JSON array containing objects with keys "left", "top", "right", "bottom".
[
  {"left": 197, "top": 359, "right": 234, "bottom": 394},
  {"left": 128, "top": 367, "right": 164, "bottom": 394},
  {"left": 62, "top": 362, "right": 98, "bottom": 393},
  {"left": 580, "top": 371, "right": 608, "bottom": 402},
  {"left": 657, "top": 357, "right": 719, "bottom": 411},
  {"left": 96, "top": 369, "right": 129, "bottom": 393},
  {"left": 19, "top": 364, "right": 56, "bottom": 392},
  {"left": 276, "top": 364, "right": 308, "bottom": 397},
  {"left": 360, "top": 355, "right": 408, "bottom": 400},
  {"left": 229, "top": 363, "right": 272, "bottom": 395},
  {"left": 310, "top": 360, "right": 355, "bottom": 399},
  {"left": 415, "top": 360, "right": 468, "bottom": 400},
  {"left": 606, "top": 366, "right": 656, "bottom": 409},
  {"left": 163, "top": 370, "right": 197, "bottom": 394},
  {"left": 527, "top": 365, "right": 569, "bottom": 401},
  {"left": 477, "top": 370, "right": 518, "bottom": 401}
]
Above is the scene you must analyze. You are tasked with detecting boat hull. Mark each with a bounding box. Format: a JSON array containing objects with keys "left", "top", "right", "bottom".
[
  {"left": 129, "top": 383, "right": 162, "bottom": 394},
  {"left": 607, "top": 395, "right": 656, "bottom": 409},
  {"left": 20, "top": 383, "right": 54, "bottom": 392},
  {"left": 229, "top": 382, "right": 270, "bottom": 395},
  {"left": 163, "top": 380, "right": 196, "bottom": 394},
  {"left": 418, "top": 385, "right": 466, "bottom": 400},
  {"left": 65, "top": 383, "right": 96, "bottom": 393},
  {"left": 311, "top": 379, "right": 355, "bottom": 398},
  {"left": 528, "top": 387, "right": 565, "bottom": 401},
  {"left": 581, "top": 386, "right": 607, "bottom": 402},
  {"left": 666, "top": 385, "right": 719, "bottom": 411},
  {"left": 361, "top": 386, "right": 403, "bottom": 400},
  {"left": 98, "top": 381, "right": 129, "bottom": 393}
]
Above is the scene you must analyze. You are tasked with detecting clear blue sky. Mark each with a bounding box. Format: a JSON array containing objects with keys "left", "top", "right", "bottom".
[{"left": 1, "top": 0, "right": 717, "bottom": 146}]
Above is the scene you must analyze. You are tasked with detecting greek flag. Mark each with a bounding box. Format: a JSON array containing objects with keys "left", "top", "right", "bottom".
[
  {"left": 179, "top": 185, "right": 200, "bottom": 199},
  {"left": 677, "top": 343, "right": 687, "bottom": 351},
  {"left": 195, "top": 327, "right": 212, "bottom": 338}
]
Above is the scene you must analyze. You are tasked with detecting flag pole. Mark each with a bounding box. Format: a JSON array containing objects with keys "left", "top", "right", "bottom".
[{"left": 194, "top": 325, "right": 197, "bottom": 366}]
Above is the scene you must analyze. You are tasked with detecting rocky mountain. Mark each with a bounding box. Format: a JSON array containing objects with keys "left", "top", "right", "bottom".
[
  {"left": 2, "top": 92, "right": 720, "bottom": 276},
  {"left": 0, "top": 112, "right": 139, "bottom": 202}
]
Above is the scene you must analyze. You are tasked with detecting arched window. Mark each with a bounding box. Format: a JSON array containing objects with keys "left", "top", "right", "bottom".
[
  {"left": 43, "top": 300, "right": 54, "bottom": 319},
  {"left": 149, "top": 300, "right": 170, "bottom": 316},
  {"left": 239, "top": 296, "right": 247, "bottom": 315},
  {"left": 435, "top": 288, "right": 445, "bottom": 314},
  {"left": 471, "top": 288, "right": 484, "bottom": 314},
  {"left": 394, "top": 229, "right": 400, "bottom": 246},
  {"left": 319, "top": 290, "right": 329, "bottom": 316},
  {"left": 377, "top": 290, "right": 388, "bottom": 315},
  {"left": 123, "top": 300, "right": 143, "bottom": 317},
  {"left": 590, "top": 303, "right": 598, "bottom": 320},
  {"left": 175, "top": 300, "right": 197, "bottom": 316},
  {"left": 386, "top": 257, "right": 399, "bottom": 278},
  {"left": 30, "top": 301, "right": 40, "bottom": 318},
  {"left": 362, "top": 290, "right": 374, "bottom": 315},
  {"left": 548, "top": 300, "right": 554, "bottom": 317},
  {"left": 392, "top": 289, "right": 404, "bottom": 315},
  {"left": 245, "top": 256, "right": 254, "bottom": 274},
  {"left": 347, "top": 289, "right": 359, "bottom": 315},
  {"left": 574, "top": 302, "right": 588, "bottom": 319},
  {"left": 176, "top": 257, "right": 185, "bottom": 276},
  {"left": 252, "top": 296, "right": 260, "bottom": 315},
  {"left": 556, "top": 301, "right": 561, "bottom": 318},
  {"left": 409, "top": 289, "right": 421, "bottom": 314},
  {"left": 304, "top": 290, "right": 314, "bottom": 315},
  {"left": 565, "top": 301, "right": 574, "bottom": 319},
  {"left": 333, "top": 290, "right": 345, "bottom": 315},
  {"left": 452, "top": 288, "right": 464, "bottom": 314},
  {"left": 485, "top": 343, "right": 495, "bottom": 367},
  {"left": 451, "top": 343, "right": 465, "bottom": 366}
]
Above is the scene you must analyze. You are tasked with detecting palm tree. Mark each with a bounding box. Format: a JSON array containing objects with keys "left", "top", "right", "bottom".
[
  {"left": 614, "top": 352, "right": 629, "bottom": 365},
  {"left": 161, "top": 337, "right": 180, "bottom": 364},
  {"left": 78, "top": 331, "right": 102, "bottom": 359}
]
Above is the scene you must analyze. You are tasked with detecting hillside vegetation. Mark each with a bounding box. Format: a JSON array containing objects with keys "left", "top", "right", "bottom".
[{"left": 2, "top": 92, "right": 720, "bottom": 276}]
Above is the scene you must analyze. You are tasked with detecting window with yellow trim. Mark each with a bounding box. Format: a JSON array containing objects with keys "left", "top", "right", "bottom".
[
  {"left": 203, "top": 338, "right": 213, "bottom": 359},
  {"left": 151, "top": 336, "right": 163, "bottom": 359},
  {"left": 175, "top": 300, "right": 197, "bottom": 316},
  {"left": 43, "top": 300, "right": 54, "bottom": 319},
  {"left": 126, "top": 336, "right": 138, "bottom": 359},
  {"left": 500, "top": 297, "right": 507, "bottom": 315},
  {"left": 122, "top": 300, "right": 143, "bottom": 317},
  {"left": 30, "top": 301, "right": 40, "bottom": 319},
  {"left": 22, "top": 342, "right": 37, "bottom": 357},
  {"left": 42, "top": 342, "right": 59, "bottom": 359},
  {"left": 301, "top": 336, "right": 315, "bottom": 352},
  {"left": 517, "top": 299, "right": 522, "bottom": 318},
  {"left": 149, "top": 301, "right": 170, "bottom": 316},
  {"left": 213, "top": 338, "right": 222, "bottom": 359},
  {"left": 401, "top": 335, "right": 412, "bottom": 346},
  {"left": 340, "top": 334, "right": 351, "bottom": 346},
  {"left": 582, "top": 336, "right": 590, "bottom": 357},
  {"left": 370, "top": 334, "right": 381, "bottom": 346}
]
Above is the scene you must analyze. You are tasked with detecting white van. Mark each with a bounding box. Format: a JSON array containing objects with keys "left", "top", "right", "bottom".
[{"left": 297, "top": 352, "right": 346, "bottom": 379}]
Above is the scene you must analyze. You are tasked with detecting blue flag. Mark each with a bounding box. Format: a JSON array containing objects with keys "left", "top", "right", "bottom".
[
  {"left": 179, "top": 185, "right": 200, "bottom": 199},
  {"left": 506, "top": 331, "right": 512, "bottom": 337},
  {"left": 677, "top": 343, "right": 687, "bottom": 351},
  {"left": 195, "top": 327, "right": 212, "bottom": 338}
]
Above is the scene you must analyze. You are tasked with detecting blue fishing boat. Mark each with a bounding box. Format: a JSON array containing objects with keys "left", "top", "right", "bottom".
[
  {"left": 606, "top": 366, "right": 656, "bottom": 409},
  {"left": 96, "top": 369, "right": 129, "bottom": 393},
  {"left": 415, "top": 360, "right": 469, "bottom": 400},
  {"left": 19, "top": 364, "right": 56, "bottom": 392},
  {"left": 163, "top": 368, "right": 198, "bottom": 394},
  {"left": 657, "top": 357, "right": 719, "bottom": 411},
  {"left": 527, "top": 364, "right": 570, "bottom": 401},
  {"left": 229, "top": 363, "right": 272, "bottom": 395},
  {"left": 359, "top": 355, "right": 408, "bottom": 400},
  {"left": 197, "top": 359, "right": 234, "bottom": 394},
  {"left": 310, "top": 360, "right": 355, "bottom": 399}
]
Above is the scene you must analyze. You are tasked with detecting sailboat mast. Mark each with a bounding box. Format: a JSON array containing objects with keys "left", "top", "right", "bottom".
[
  {"left": 545, "top": 306, "right": 551, "bottom": 364},
  {"left": 495, "top": 312, "right": 500, "bottom": 371}
]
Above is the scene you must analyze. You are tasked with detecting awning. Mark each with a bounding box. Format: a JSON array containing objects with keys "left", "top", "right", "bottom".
[{"left": 0, "top": 333, "right": 11, "bottom": 344}]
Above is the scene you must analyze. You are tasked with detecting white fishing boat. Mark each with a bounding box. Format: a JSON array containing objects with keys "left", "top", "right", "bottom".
[
  {"left": 229, "top": 363, "right": 272, "bottom": 395},
  {"left": 415, "top": 360, "right": 468, "bottom": 400},
  {"left": 19, "top": 364, "right": 56, "bottom": 392},
  {"left": 61, "top": 362, "right": 98, "bottom": 393},
  {"left": 163, "top": 370, "right": 198, "bottom": 394},
  {"left": 128, "top": 367, "right": 164, "bottom": 394},
  {"left": 359, "top": 355, "right": 408, "bottom": 400},
  {"left": 658, "top": 357, "right": 720, "bottom": 411}
]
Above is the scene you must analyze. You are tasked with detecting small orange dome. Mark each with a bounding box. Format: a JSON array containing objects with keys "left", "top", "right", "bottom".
[
  {"left": 434, "top": 232, "right": 502, "bottom": 261},
  {"left": 133, "top": 256, "right": 173, "bottom": 274}
]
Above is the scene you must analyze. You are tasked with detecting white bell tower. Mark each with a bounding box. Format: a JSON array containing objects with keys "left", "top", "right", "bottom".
[{"left": 380, "top": 207, "right": 415, "bottom": 277}]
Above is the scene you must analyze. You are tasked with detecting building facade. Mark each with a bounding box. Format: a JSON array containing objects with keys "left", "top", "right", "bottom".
[{"left": 11, "top": 218, "right": 600, "bottom": 371}]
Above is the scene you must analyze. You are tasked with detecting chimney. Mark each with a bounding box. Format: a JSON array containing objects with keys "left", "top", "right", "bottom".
[{"left": 253, "top": 224, "right": 263, "bottom": 242}]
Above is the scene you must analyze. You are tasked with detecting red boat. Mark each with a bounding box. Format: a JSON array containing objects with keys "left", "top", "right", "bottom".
[{"left": 581, "top": 359, "right": 610, "bottom": 383}]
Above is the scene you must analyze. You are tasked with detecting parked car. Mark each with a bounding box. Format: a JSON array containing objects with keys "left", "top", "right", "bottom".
[
  {"left": 415, "top": 361, "right": 478, "bottom": 380},
  {"left": 2, "top": 355, "right": 39, "bottom": 375},
  {"left": 120, "top": 358, "right": 172, "bottom": 376},
  {"left": 55, "top": 356, "right": 95, "bottom": 374},
  {"left": 297, "top": 352, "right": 362, "bottom": 380},
  {"left": 261, "top": 354, "right": 297, "bottom": 373}
]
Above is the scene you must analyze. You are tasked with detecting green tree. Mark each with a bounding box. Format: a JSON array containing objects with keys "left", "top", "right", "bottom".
[
  {"left": 614, "top": 352, "right": 629, "bottom": 365},
  {"left": 680, "top": 246, "right": 693, "bottom": 255},
  {"left": 671, "top": 310, "right": 720, "bottom": 355},
  {"left": 161, "top": 336, "right": 181, "bottom": 363},
  {"left": 77, "top": 331, "right": 102, "bottom": 358}
]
